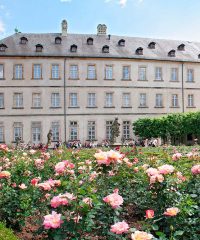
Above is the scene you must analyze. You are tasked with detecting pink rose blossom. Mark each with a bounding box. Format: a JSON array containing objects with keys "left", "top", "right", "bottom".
[
  {"left": 43, "top": 211, "right": 63, "bottom": 229},
  {"left": 51, "top": 195, "right": 69, "bottom": 208},
  {"left": 191, "top": 165, "right": 200, "bottom": 175},
  {"left": 0, "top": 171, "right": 11, "bottom": 179},
  {"left": 172, "top": 153, "right": 182, "bottom": 161},
  {"left": 164, "top": 207, "right": 180, "bottom": 216},
  {"left": 146, "top": 168, "right": 159, "bottom": 176},
  {"left": 158, "top": 165, "right": 175, "bottom": 175},
  {"left": 110, "top": 221, "right": 129, "bottom": 234},
  {"left": 103, "top": 189, "right": 123, "bottom": 209},
  {"left": 19, "top": 183, "right": 27, "bottom": 189}
]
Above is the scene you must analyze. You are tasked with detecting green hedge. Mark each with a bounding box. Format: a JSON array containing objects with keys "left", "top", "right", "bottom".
[
  {"left": 0, "top": 222, "right": 19, "bottom": 240},
  {"left": 133, "top": 111, "right": 200, "bottom": 143}
]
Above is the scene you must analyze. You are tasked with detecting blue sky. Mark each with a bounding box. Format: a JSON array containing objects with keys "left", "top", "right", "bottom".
[{"left": 1, "top": 0, "right": 200, "bottom": 41}]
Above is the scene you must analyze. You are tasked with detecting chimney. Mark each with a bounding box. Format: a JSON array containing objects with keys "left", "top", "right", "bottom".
[
  {"left": 97, "top": 24, "right": 107, "bottom": 35},
  {"left": 61, "top": 20, "right": 68, "bottom": 36}
]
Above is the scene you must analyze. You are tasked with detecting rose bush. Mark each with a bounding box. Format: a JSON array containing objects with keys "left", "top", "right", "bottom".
[{"left": 0, "top": 144, "right": 199, "bottom": 239}]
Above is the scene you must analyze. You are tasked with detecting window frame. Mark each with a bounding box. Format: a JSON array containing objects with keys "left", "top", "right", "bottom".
[{"left": 32, "top": 64, "right": 42, "bottom": 80}]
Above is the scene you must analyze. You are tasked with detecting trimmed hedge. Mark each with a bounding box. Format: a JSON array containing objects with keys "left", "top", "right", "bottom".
[{"left": 0, "top": 222, "right": 19, "bottom": 240}]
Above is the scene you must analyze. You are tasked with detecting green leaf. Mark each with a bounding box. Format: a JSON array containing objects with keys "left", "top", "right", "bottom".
[
  {"left": 152, "top": 224, "right": 159, "bottom": 231},
  {"left": 174, "top": 231, "right": 184, "bottom": 236}
]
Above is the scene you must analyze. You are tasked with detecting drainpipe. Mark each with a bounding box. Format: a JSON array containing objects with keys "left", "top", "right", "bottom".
[
  {"left": 181, "top": 63, "right": 184, "bottom": 113},
  {"left": 64, "top": 58, "right": 67, "bottom": 143}
]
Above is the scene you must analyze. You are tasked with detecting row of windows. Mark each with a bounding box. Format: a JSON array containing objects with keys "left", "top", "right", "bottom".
[
  {"left": 0, "top": 121, "right": 131, "bottom": 143},
  {"left": 0, "top": 64, "right": 195, "bottom": 82},
  {"left": 0, "top": 92, "right": 195, "bottom": 109}
]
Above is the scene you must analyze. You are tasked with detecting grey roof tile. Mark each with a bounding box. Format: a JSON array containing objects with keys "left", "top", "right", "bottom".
[{"left": 1, "top": 32, "right": 200, "bottom": 62}]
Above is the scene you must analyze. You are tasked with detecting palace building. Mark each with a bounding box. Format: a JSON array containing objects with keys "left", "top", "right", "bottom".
[{"left": 0, "top": 20, "right": 200, "bottom": 144}]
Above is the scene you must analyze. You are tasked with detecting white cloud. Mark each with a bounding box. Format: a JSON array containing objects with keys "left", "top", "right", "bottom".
[
  {"left": 0, "top": 20, "right": 5, "bottom": 33},
  {"left": 118, "top": 0, "right": 127, "bottom": 7}
]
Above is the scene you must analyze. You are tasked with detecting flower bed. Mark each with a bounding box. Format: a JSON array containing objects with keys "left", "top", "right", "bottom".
[{"left": 0, "top": 145, "right": 199, "bottom": 239}]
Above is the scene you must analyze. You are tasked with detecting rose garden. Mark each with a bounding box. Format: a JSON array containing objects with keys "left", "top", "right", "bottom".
[{"left": 0, "top": 112, "right": 200, "bottom": 240}]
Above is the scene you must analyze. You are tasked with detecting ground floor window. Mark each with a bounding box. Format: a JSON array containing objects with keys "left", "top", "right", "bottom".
[
  {"left": 122, "top": 121, "right": 130, "bottom": 139},
  {"left": 32, "top": 122, "right": 41, "bottom": 144},
  {"left": 69, "top": 121, "right": 78, "bottom": 140},
  {"left": 13, "top": 122, "right": 23, "bottom": 142},
  {"left": 106, "top": 121, "right": 113, "bottom": 140},
  {"left": 88, "top": 121, "right": 96, "bottom": 140},
  {"left": 51, "top": 121, "right": 60, "bottom": 142},
  {"left": 0, "top": 122, "right": 4, "bottom": 142}
]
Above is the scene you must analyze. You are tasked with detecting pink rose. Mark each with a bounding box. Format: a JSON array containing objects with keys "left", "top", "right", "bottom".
[
  {"left": 43, "top": 211, "right": 63, "bottom": 229},
  {"left": 103, "top": 189, "right": 123, "bottom": 209},
  {"left": 110, "top": 221, "right": 129, "bottom": 234}
]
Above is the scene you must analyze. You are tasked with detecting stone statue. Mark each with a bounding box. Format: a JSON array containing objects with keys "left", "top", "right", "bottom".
[
  {"left": 110, "top": 118, "right": 120, "bottom": 144},
  {"left": 47, "top": 130, "right": 53, "bottom": 146}
]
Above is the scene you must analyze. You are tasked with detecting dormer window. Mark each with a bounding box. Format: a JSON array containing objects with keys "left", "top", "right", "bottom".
[
  {"left": 0, "top": 44, "right": 7, "bottom": 52},
  {"left": 36, "top": 44, "right": 43, "bottom": 52},
  {"left": 55, "top": 37, "right": 62, "bottom": 44},
  {"left": 168, "top": 50, "right": 176, "bottom": 57},
  {"left": 20, "top": 37, "right": 28, "bottom": 45},
  {"left": 177, "top": 44, "right": 185, "bottom": 51},
  {"left": 148, "top": 42, "right": 156, "bottom": 49},
  {"left": 118, "top": 39, "right": 125, "bottom": 47},
  {"left": 102, "top": 45, "right": 109, "bottom": 53},
  {"left": 135, "top": 47, "right": 143, "bottom": 55},
  {"left": 87, "top": 38, "right": 93, "bottom": 45},
  {"left": 70, "top": 44, "right": 77, "bottom": 52}
]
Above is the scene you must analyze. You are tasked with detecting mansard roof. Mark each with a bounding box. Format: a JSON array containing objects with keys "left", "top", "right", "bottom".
[{"left": 1, "top": 32, "right": 200, "bottom": 62}]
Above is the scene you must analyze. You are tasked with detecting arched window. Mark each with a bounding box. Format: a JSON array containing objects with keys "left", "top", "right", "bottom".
[
  {"left": 168, "top": 50, "right": 176, "bottom": 57},
  {"left": 55, "top": 37, "right": 62, "bottom": 44},
  {"left": 87, "top": 37, "right": 93, "bottom": 45},
  {"left": 20, "top": 37, "right": 28, "bottom": 45},
  {"left": 177, "top": 44, "right": 185, "bottom": 51},
  {"left": 70, "top": 44, "right": 77, "bottom": 52},
  {"left": 35, "top": 44, "right": 43, "bottom": 52},
  {"left": 102, "top": 45, "right": 109, "bottom": 53},
  {"left": 135, "top": 47, "right": 143, "bottom": 55},
  {"left": 118, "top": 39, "right": 125, "bottom": 47},
  {"left": 0, "top": 44, "right": 7, "bottom": 52},
  {"left": 148, "top": 42, "right": 156, "bottom": 49}
]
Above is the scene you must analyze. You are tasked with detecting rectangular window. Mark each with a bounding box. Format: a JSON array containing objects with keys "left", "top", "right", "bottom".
[
  {"left": 69, "top": 65, "right": 78, "bottom": 79},
  {"left": 51, "top": 64, "right": 60, "bottom": 79},
  {"left": 139, "top": 93, "right": 147, "bottom": 107},
  {"left": 13, "top": 93, "right": 23, "bottom": 108},
  {"left": 88, "top": 121, "right": 96, "bottom": 140},
  {"left": 106, "top": 121, "right": 113, "bottom": 140},
  {"left": 32, "top": 93, "right": 41, "bottom": 108},
  {"left": 138, "top": 67, "right": 146, "bottom": 81},
  {"left": 188, "top": 94, "right": 194, "bottom": 107},
  {"left": 31, "top": 122, "right": 41, "bottom": 144},
  {"left": 105, "top": 92, "right": 113, "bottom": 107},
  {"left": 13, "top": 122, "right": 23, "bottom": 142},
  {"left": 87, "top": 93, "right": 96, "bottom": 107},
  {"left": 172, "top": 94, "right": 178, "bottom": 107},
  {"left": 0, "top": 93, "right": 4, "bottom": 108},
  {"left": 155, "top": 67, "right": 162, "bottom": 81},
  {"left": 51, "top": 93, "right": 60, "bottom": 108},
  {"left": 33, "top": 64, "right": 42, "bottom": 79},
  {"left": 122, "top": 66, "right": 130, "bottom": 80},
  {"left": 187, "top": 69, "right": 194, "bottom": 82},
  {"left": 14, "top": 64, "right": 23, "bottom": 79},
  {"left": 155, "top": 94, "right": 163, "bottom": 107},
  {"left": 51, "top": 121, "right": 60, "bottom": 141},
  {"left": 123, "top": 121, "right": 130, "bottom": 139},
  {"left": 122, "top": 93, "right": 131, "bottom": 107},
  {"left": 105, "top": 65, "right": 113, "bottom": 80},
  {"left": 69, "top": 93, "right": 78, "bottom": 107},
  {"left": 87, "top": 65, "right": 96, "bottom": 79},
  {"left": 0, "top": 64, "right": 4, "bottom": 79},
  {"left": 70, "top": 121, "right": 78, "bottom": 140},
  {"left": 171, "top": 68, "right": 178, "bottom": 81},
  {"left": 0, "top": 122, "right": 4, "bottom": 142}
]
